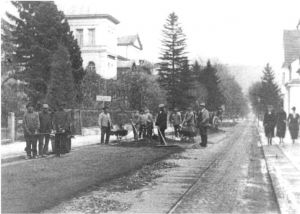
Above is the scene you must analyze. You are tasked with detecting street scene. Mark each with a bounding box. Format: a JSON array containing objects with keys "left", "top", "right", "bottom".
[{"left": 1, "top": 0, "right": 300, "bottom": 213}]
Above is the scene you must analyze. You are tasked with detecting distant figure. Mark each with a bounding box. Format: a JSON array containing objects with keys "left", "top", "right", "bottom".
[
  {"left": 276, "top": 106, "right": 287, "bottom": 145},
  {"left": 155, "top": 104, "right": 167, "bottom": 145},
  {"left": 263, "top": 105, "right": 276, "bottom": 145},
  {"left": 170, "top": 107, "right": 182, "bottom": 138},
  {"left": 196, "top": 103, "right": 210, "bottom": 147},
  {"left": 288, "top": 106, "right": 299, "bottom": 144},
  {"left": 132, "top": 110, "right": 140, "bottom": 140},
  {"left": 38, "top": 104, "right": 52, "bottom": 156},
  {"left": 145, "top": 109, "right": 154, "bottom": 139},
  {"left": 23, "top": 103, "right": 40, "bottom": 159},
  {"left": 139, "top": 109, "right": 148, "bottom": 139},
  {"left": 98, "top": 106, "right": 112, "bottom": 144}
]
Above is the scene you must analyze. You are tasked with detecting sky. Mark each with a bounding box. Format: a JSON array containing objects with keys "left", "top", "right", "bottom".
[{"left": 1, "top": 0, "right": 300, "bottom": 75}]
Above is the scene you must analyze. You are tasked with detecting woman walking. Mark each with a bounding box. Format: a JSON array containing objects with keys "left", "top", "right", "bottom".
[
  {"left": 263, "top": 105, "right": 276, "bottom": 145},
  {"left": 288, "top": 106, "right": 300, "bottom": 144},
  {"left": 276, "top": 106, "right": 287, "bottom": 145}
]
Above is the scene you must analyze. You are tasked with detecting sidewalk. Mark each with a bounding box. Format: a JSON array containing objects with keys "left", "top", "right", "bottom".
[{"left": 257, "top": 121, "right": 300, "bottom": 213}]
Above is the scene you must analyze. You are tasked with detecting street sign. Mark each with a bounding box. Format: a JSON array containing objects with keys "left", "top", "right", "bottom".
[{"left": 96, "top": 95, "right": 111, "bottom": 102}]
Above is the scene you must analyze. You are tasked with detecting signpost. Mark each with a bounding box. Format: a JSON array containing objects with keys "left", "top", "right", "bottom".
[{"left": 96, "top": 95, "right": 111, "bottom": 108}]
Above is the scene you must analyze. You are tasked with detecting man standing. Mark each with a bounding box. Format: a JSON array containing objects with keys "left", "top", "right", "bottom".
[
  {"left": 98, "top": 106, "right": 112, "bottom": 144},
  {"left": 132, "top": 110, "right": 140, "bottom": 140},
  {"left": 155, "top": 104, "right": 167, "bottom": 145},
  {"left": 170, "top": 107, "right": 182, "bottom": 138},
  {"left": 145, "top": 108, "right": 154, "bottom": 139},
  {"left": 197, "top": 103, "right": 210, "bottom": 147},
  {"left": 38, "top": 104, "right": 52, "bottom": 157},
  {"left": 139, "top": 109, "right": 148, "bottom": 139},
  {"left": 53, "top": 103, "right": 70, "bottom": 157},
  {"left": 23, "top": 103, "right": 40, "bottom": 159}
]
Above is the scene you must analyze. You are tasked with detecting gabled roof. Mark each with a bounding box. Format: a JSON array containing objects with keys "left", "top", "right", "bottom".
[
  {"left": 283, "top": 30, "right": 300, "bottom": 67},
  {"left": 117, "top": 34, "right": 143, "bottom": 50}
]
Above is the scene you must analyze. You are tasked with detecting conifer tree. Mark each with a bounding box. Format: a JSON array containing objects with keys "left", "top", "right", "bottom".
[
  {"left": 158, "top": 12, "right": 188, "bottom": 109},
  {"left": 260, "top": 63, "right": 281, "bottom": 110},
  {"left": 46, "top": 45, "right": 76, "bottom": 109},
  {"left": 5, "top": 1, "right": 84, "bottom": 104},
  {"left": 200, "top": 60, "right": 224, "bottom": 111}
]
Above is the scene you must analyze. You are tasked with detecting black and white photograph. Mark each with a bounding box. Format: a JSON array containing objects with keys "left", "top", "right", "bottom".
[{"left": 1, "top": 0, "right": 300, "bottom": 213}]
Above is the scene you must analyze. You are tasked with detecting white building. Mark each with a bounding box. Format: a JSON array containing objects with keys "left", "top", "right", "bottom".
[
  {"left": 281, "top": 30, "right": 300, "bottom": 114},
  {"left": 66, "top": 13, "right": 120, "bottom": 79}
]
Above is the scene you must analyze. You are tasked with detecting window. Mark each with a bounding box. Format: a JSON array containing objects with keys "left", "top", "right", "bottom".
[
  {"left": 88, "top": 28, "right": 95, "bottom": 46},
  {"left": 87, "top": 61, "right": 96, "bottom": 73},
  {"left": 75, "top": 29, "right": 83, "bottom": 46}
]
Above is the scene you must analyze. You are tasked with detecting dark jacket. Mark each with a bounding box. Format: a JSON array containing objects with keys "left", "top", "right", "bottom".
[
  {"left": 155, "top": 110, "right": 167, "bottom": 129},
  {"left": 53, "top": 110, "right": 70, "bottom": 131},
  {"left": 39, "top": 111, "right": 52, "bottom": 133}
]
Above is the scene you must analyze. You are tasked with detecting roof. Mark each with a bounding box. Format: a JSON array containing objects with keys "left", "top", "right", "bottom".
[
  {"left": 66, "top": 14, "right": 120, "bottom": 24},
  {"left": 117, "top": 35, "right": 143, "bottom": 50},
  {"left": 283, "top": 30, "right": 300, "bottom": 67}
]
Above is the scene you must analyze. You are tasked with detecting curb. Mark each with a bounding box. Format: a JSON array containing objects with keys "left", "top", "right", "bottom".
[{"left": 256, "top": 125, "right": 297, "bottom": 214}]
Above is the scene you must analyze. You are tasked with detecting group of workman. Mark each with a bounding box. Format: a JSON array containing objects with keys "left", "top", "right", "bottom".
[
  {"left": 98, "top": 102, "right": 210, "bottom": 147},
  {"left": 23, "top": 101, "right": 211, "bottom": 159},
  {"left": 23, "top": 102, "right": 71, "bottom": 159}
]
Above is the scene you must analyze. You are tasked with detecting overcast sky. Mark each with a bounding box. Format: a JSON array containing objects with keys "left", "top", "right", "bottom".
[{"left": 2, "top": 0, "right": 300, "bottom": 70}]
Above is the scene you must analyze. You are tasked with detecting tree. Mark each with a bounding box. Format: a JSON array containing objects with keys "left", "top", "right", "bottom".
[
  {"left": 260, "top": 63, "right": 281, "bottom": 111},
  {"left": 45, "top": 45, "right": 76, "bottom": 109},
  {"left": 158, "top": 12, "right": 188, "bottom": 109},
  {"left": 248, "top": 81, "right": 263, "bottom": 116},
  {"left": 81, "top": 70, "right": 105, "bottom": 109},
  {"left": 217, "top": 63, "right": 249, "bottom": 118},
  {"left": 5, "top": 1, "right": 84, "bottom": 105},
  {"left": 200, "top": 60, "right": 224, "bottom": 111}
]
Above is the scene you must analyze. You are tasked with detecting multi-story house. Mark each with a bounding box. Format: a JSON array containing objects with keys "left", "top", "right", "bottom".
[
  {"left": 282, "top": 30, "right": 300, "bottom": 114},
  {"left": 66, "top": 13, "right": 120, "bottom": 79}
]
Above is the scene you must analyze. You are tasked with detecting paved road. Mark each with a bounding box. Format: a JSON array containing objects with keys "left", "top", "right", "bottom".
[{"left": 44, "top": 120, "right": 279, "bottom": 213}]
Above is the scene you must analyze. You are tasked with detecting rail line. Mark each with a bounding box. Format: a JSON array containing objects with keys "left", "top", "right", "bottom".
[{"left": 167, "top": 123, "right": 250, "bottom": 214}]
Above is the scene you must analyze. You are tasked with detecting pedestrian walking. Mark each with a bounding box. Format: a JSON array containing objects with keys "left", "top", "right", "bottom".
[
  {"left": 287, "top": 106, "right": 300, "bottom": 144},
  {"left": 38, "top": 104, "right": 52, "bottom": 156},
  {"left": 276, "top": 106, "right": 287, "bottom": 145},
  {"left": 196, "top": 103, "right": 210, "bottom": 147},
  {"left": 263, "top": 105, "right": 276, "bottom": 145},
  {"left": 23, "top": 103, "right": 40, "bottom": 159},
  {"left": 155, "top": 104, "right": 167, "bottom": 145},
  {"left": 52, "top": 103, "right": 71, "bottom": 156},
  {"left": 170, "top": 107, "right": 182, "bottom": 139},
  {"left": 145, "top": 109, "right": 154, "bottom": 139},
  {"left": 98, "top": 106, "right": 112, "bottom": 144}
]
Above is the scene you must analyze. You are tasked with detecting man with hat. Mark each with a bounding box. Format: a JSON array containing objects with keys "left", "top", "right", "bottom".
[
  {"left": 23, "top": 103, "right": 40, "bottom": 159},
  {"left": 155, "top": 104, "right": 167, "bottom": 145},
  {"left": 196, "top": 102, "right": 210, "bottom": 147},
  {"left": 98, "top": 106, "right": 112, "bottom": 144},
  {"left": 38, "top": 103, "right": 52, "bottom": 157}
]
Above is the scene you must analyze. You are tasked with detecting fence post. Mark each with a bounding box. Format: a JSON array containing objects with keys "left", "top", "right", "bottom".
[{"left": 8, "top": 112, "right": 15, "bottom": 143}]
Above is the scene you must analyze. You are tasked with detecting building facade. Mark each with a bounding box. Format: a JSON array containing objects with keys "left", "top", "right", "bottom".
[
  {"left": 281, "top": 30, "right": 300, "bottom": 114},
  {"left": 66, "top": 14, "right": 120, "bottom": 79}
]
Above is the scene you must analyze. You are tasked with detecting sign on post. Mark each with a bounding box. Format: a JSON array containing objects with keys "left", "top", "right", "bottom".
[{"left": 96, "top": 95, "right": 111, "bottom": 102}]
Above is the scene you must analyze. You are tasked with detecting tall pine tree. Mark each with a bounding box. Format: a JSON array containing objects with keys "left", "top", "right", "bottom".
[
  {"left": 200, "top": 60, "right": 224, "bottom": 111},
  {"left": 5, "top": 1, "right": 84, "bottom": 104},
  {"left": 158, "top": 12, "right": 188, "bottom": 109},
  {"left": 46, "top": 45, "right": 75, "bottom": 109},
  {"left": 260, "top": 63, "right": 281, "bottom": 111}
]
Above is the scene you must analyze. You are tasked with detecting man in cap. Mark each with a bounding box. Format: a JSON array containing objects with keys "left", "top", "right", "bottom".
[
  {"left": 196, "top": 102, "right": 210, "bottom": 147},
  {"left": 38, "top": 103, "right": 52, "bottom": 157},
  {"left": 98, "top": 106, "right": 112, "bottom": 144},
  {"left": 52, "top": 102, "right": 71, "bottom": 156},
  {"left": 23, "top": 103, "right": 40, "bottom": 159},
  {"left": 155, "top": 104, "right": 167, "bottom": 145}
]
